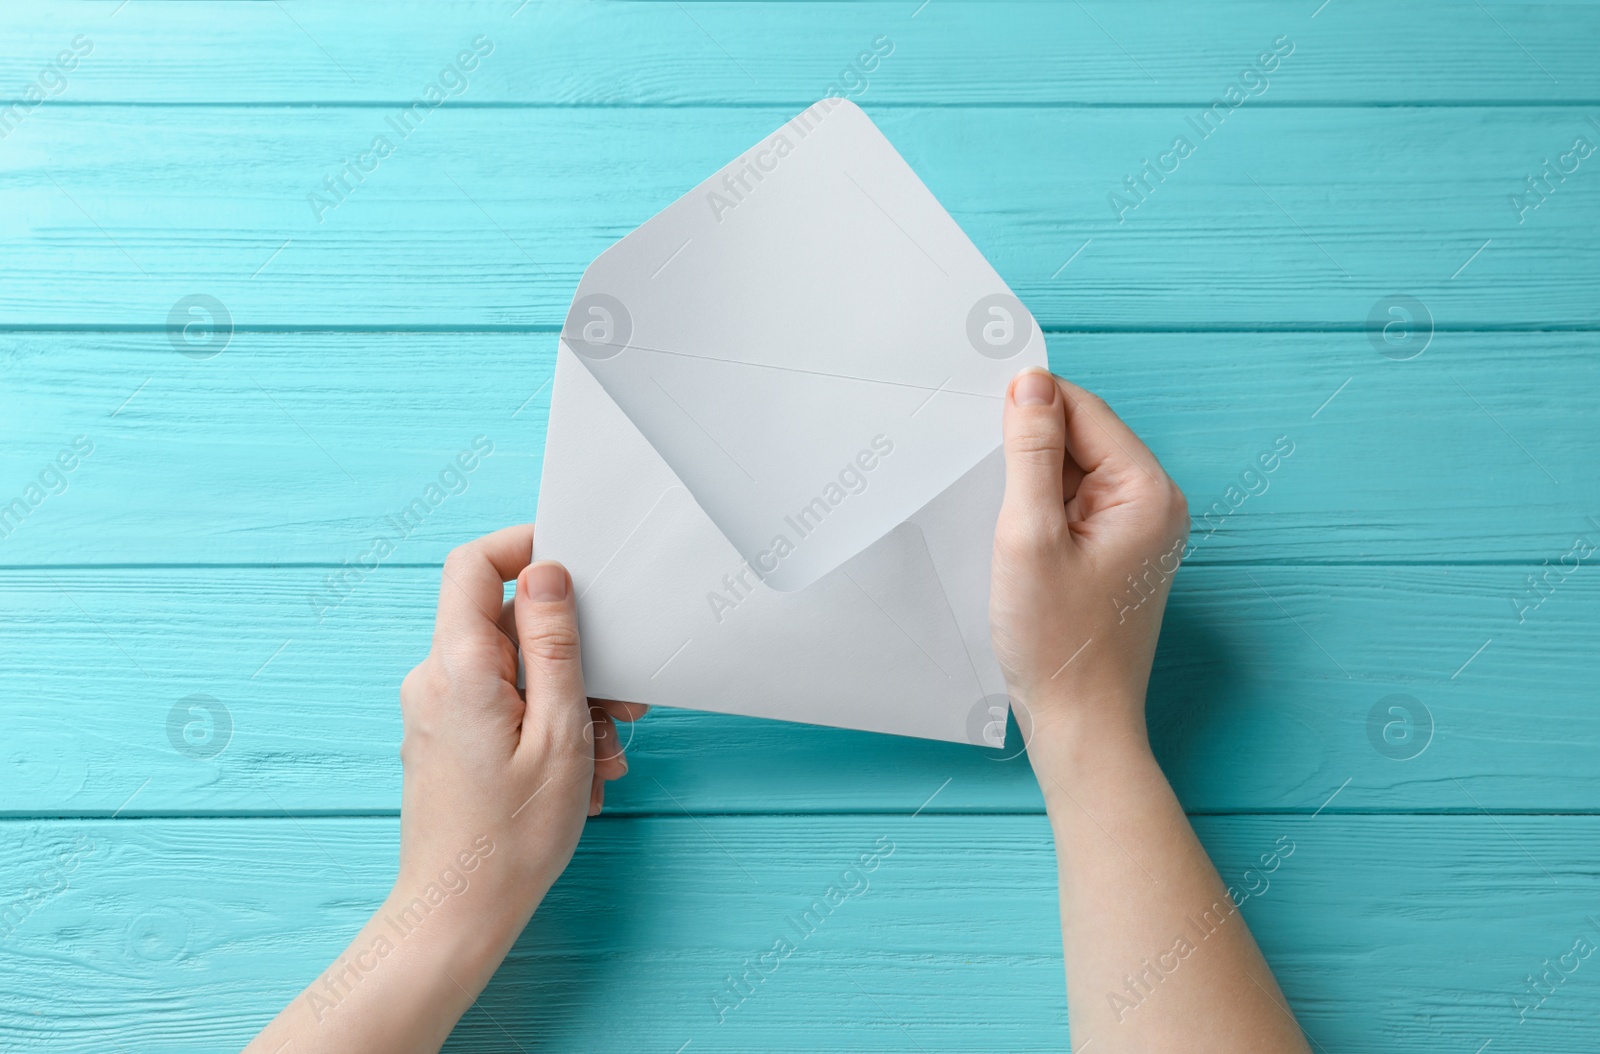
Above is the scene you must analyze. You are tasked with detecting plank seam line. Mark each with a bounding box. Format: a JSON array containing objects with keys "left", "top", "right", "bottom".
[
  {"left": 0, "top": 560, "right": 1580, "bottom": 571},
  {"left": 4, "top": 326, "right": 1599, "bottom": 336},
  {"left": 8, "top": 100, "right": 1600, "bottom": 110},
  {"left": 3, "top": 810, "right": 1595, "bottom": 822}
]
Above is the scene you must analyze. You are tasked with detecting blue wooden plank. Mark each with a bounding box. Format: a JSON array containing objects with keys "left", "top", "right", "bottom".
[
  {"left": 0, "top": 815, "right": 1594, "bottom": 1052},
  {"left": 1, "top": 563, "right": 1591, "bottom": 815},
  {"left": 5, "top": 2, "right": 1600, "bottom": 105},
  {"left": 2, "top": 4, "right": 1594, "bottom": 1051},
  {"left": 2, "top": 331, "right": 1595, "bottom": 565},
  {"left": 0, "top": 107, "right": 1596, "bottom": 327}
]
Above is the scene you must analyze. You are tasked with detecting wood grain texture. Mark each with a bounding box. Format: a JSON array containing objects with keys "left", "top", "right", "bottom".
[
  {"left": 6, "top": 1, "right": 1600, "bottom": 105},
  {"left": 3, "top": 3, "right": 1596, "bottom": 1049},
  {"left": 2, "top": 331, "right": 1594, "bottom": 565},
  {"left": 1, "top": 815, "right": 1594, "bottom": 1053},
  {"left": 1, "top": 106, "right": 1597, "bottom": 327},
  {"left": 1, "top": 563, "right": 1587, "bottom": 815}
]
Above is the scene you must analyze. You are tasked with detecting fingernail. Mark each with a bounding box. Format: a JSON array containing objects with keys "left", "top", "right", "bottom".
[
  {"left": 524, "top": 562, "right": 568, "bottom": 602},
  {"left": 589, "top": 787, "right": 602, "bottom": 816},
  {"left": 1012, "top": 369, "right": 1056, "bottom": 407}
]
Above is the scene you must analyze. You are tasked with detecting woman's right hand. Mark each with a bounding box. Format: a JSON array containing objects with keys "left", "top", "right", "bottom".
[
  {"left": 988, "top": 367, "right": 1189, "bottom": 751},
  {"left": 992, "top": 369, "right": 1312, "bottom": 1053}
]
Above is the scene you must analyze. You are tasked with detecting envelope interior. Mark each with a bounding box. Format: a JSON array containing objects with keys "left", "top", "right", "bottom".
[
  {"left": 538, "top": 342, "right": 1004, "bottom": 745},
  {"left": 562, "top": 99, "right": 1042, "bottom": 592},
  {"left": 538, "top": 100, "right": 1046, "bottom": 744}
]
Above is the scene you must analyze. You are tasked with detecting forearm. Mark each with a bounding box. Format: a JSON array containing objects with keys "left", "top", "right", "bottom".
[
  {"left": 241, "top": 531, "right": 629, "bottom": 1054},
  {"left": 242, "top": 884, "right": 529, "bottom": 1054},
  {"left": 1028, "top": 699, "right": 1309, "bottom": 1054}
]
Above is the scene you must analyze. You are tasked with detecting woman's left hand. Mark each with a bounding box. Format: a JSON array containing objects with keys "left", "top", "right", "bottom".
[{"left": 244, "top": 523, "right": 645, "bottom": 1054}]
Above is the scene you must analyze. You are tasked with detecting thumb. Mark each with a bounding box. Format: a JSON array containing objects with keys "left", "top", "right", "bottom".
[
  {"left": 1000, "top": 367, "right": 1069, "bottom": 533},
  {"left": 514, "top": 560, "right": 589, "bottom": 744}
]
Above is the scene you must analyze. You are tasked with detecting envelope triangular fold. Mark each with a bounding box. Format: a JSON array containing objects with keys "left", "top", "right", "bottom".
[{"left": 535, "top": 100, "right": 1046, "bottom": 745}]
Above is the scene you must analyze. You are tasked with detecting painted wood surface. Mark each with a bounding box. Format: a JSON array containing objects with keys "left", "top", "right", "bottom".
[
  {"left": 0, "top": 564, "right": 1586, "bottom": 815},
  {"left": 5, "top": 2, "right": 1600, "bottom": 105},
  {"left": 3, "top": 106, "right": 1599, "bottom": 327},
  {"left": 3, "top": 815, "right": 1597, "bottom": 1053},
  {"left": 3, "top": 2, "right": 1597, "bottom": 1052},
  {"left": 2, "top": 331, "right": 1594, "bottom": 565}
]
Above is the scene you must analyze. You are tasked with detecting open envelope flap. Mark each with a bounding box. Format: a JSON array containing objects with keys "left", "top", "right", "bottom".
[
  {"left": 537, "top": 344, "right": 1011, "bottom": 746},
  {"left": 559, "top": 98, "right": 1047, "bottom": 593}
]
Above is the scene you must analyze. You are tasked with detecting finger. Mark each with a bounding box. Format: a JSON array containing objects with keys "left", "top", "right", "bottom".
[
  {"left": 592, "top": 698, "right": 650, "bottom": 723},
  {"left": 1055, "top": 377, "right": 1166, "bottom": 484},
  {"left": 592, "top": 705, "right": 628, "bottom": 780},
  {"left": 500, "top": 611, "right": 648, "bottom": 725},
  {"left": 1062, "top": 449, "right": 1087, "bottom": 506},
  {"left": 589, "top": 772, "right": 605, "bottom": 817},
  {"left": 513, "top": 560, "right": 589, "bottom": 746},
  {"left": 1001, "top": 367, "right": 1070, "bottom": 530},
  {"left": 435, "top": 524, "right": 535, "bottom": 664},
  {"left": 503, "top": 618, "right": 649, "bottom": 726},
  {"left": 503, "top": 632, "right": 650, "bottom": 731},
  {"left": 503, "top": 615, "right": 650, "bottom": 729}
]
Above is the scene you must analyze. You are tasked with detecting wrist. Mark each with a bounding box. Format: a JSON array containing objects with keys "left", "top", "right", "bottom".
[
  {"left": 1016, "top": 686, "right": 1154, "bottom": 791},
  {"left": 374, "top": 877, "right": 530, "bottom": 1002},
  {"left": 1030, "top": 732, "right": 1164, "bottom": 833},
  {"left": 384, "top": 850, "right": 544, "bottom": 995},
  {"left": 288, "top": 885, "right": 531, "bottom": 1041},
  {"left": 392, "top": 830, "right": 548, "bottom": 954}
]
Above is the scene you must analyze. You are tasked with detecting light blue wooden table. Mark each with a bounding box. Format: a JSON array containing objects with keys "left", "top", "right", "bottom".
[{"left": 3, "top": 2, "right": 1598, "bottom": 1050}]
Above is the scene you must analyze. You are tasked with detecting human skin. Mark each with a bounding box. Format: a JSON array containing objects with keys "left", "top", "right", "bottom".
[
  {"left": 241, "top": 526, "right": 645, "bottom": 1053},
  {"left": 242, "top": 370, "right": 1309, "bottom": 1053},
  {"left": 993, "top": 367, "right": 1310, "bottom": 1053}
]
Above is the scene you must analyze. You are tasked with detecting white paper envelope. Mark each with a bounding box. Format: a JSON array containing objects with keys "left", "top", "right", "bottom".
[{"left": 534, "top": 99, "right": 1046, "bottom": 745}]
